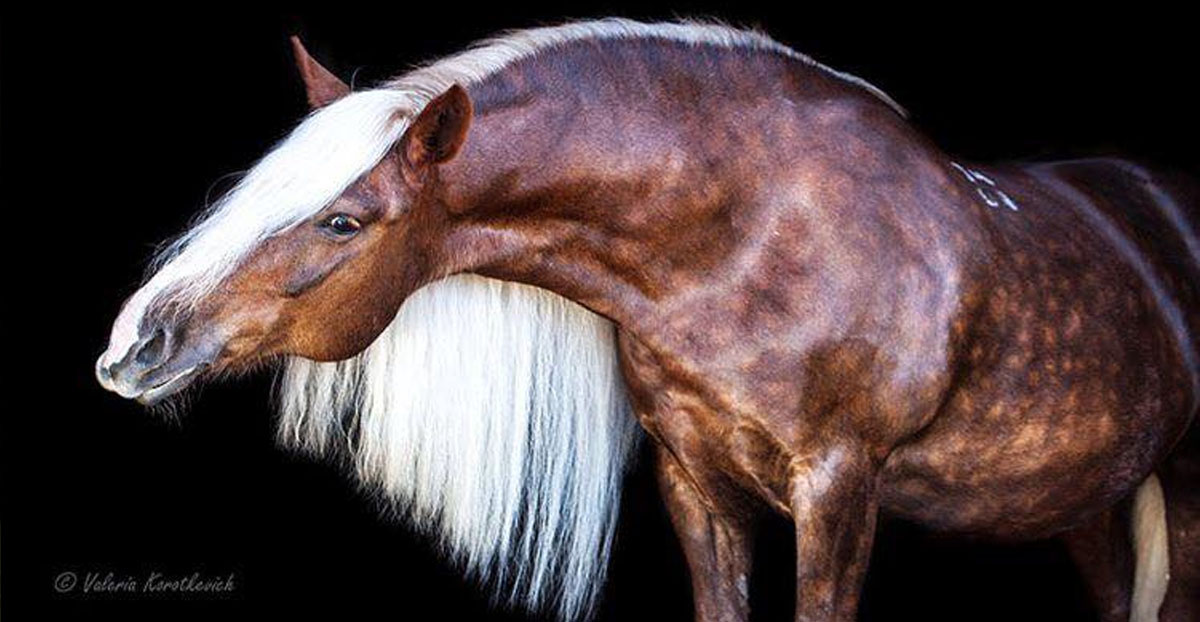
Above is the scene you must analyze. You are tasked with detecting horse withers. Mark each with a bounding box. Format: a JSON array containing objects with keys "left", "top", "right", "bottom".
[{"left": 96, "top": 19, "right": 1198, "bottom": 622}]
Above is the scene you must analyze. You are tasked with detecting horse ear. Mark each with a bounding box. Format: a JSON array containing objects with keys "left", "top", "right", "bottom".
[
  {"left": 400, "top": 84, "right": 473, "bottom": 176},
  {"left": 290, "top": 36, "right": 350, "bottom": 109}
]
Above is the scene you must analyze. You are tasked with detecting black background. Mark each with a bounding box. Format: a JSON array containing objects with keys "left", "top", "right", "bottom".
[{"left": 2, "top": 4, "right": 1196, "bottom": 621}]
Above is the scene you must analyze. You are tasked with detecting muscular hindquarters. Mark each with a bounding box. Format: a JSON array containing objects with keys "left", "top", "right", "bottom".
[{"left": 876, "top": 164, "right": 1195, "bottom": 539}]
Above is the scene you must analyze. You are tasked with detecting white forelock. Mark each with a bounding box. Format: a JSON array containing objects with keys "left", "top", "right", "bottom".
[
  {"left": 99, "top": 89, "right": 417, "bottom": 370},
  {"left": 149, "top": 89, "right": 418, "bottom": 309}
]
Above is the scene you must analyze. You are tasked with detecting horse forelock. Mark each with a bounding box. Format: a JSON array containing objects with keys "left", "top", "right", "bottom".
[{"left": 143, "top": 90, "right": 417, "bottom": 311}]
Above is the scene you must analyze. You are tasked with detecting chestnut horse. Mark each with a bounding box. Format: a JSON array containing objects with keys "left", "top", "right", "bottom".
[{"left": 96, "top": 19, "right": 1198, "bottom": 622}]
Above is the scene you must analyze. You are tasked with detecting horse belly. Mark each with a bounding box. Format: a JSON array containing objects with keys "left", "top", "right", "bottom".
[{"left": 879, "top": 360, "right": 1191, "bottom": 539}]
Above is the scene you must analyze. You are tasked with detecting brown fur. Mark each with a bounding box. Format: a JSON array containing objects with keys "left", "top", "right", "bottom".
[{"left": 102, "top": 36, "right": 1199, "bottom": 621}]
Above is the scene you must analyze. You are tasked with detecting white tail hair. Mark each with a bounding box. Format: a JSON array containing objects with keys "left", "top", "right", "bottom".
[
  {"left": 278, "top": 275, "right": 641, "bottom": 620},
  {"left": 1130, "top": 473, "right": 1170, "bottom": 622}
]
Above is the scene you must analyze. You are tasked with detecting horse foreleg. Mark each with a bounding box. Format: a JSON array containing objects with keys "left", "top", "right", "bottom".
[
  {"left": 1060, "top": 506, "right": 1134, "bottom": 622},
  {"left": 789, "top": 445, "right": 878, "bottom": 622},
  {"left": 657, "top": 448, "right": 757, "bottom": 622}
]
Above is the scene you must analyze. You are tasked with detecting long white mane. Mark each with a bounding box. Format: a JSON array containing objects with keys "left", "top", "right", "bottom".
[
  {"left": 279, "top": 275, "right": 640, "bottom": 618},
  {"left": 121, "top": 19, "right": 905, "bottom": 620}
]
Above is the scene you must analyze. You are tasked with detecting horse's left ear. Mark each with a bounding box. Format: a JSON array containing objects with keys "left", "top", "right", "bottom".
[
  {"left": 400, "top": 84, "right": 473, "bottom": 178},
  {"left": 290, "top": 36, "right": 350, "bottom": 109}
]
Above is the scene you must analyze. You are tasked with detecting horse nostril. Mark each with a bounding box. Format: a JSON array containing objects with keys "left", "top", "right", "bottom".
[
  {"left": 97, "top": 359, "right": 113, "bottom": 382},
  {"left": 135, "top": 328, "right": 168, "bottom": 367}
]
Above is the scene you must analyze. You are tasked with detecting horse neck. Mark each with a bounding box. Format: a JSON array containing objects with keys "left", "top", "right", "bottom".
[{"left": 435, "top": 50, "right": 962, "bottom": 333}]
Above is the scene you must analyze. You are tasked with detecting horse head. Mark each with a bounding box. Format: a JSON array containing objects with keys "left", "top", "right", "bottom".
[{"left": 96, "top": 40, "right": 474, "bottom": 405}]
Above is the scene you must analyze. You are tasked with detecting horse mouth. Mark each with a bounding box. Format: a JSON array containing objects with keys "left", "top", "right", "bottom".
[
  {"left": 97, "top": 357, "right": 209, "bottom": 407},
  {"left": 134, "top": 364, "right": 207, "bottom": 406}
]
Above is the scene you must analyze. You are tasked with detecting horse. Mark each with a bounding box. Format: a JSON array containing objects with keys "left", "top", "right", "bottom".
[{"left": 94, "top": 18, "right": 1198, "bottom": 622}]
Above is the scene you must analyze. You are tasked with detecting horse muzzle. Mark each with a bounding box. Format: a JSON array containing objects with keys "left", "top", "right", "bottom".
[{"left": 96, "top": 321, "right": 216, "bottom": 406}]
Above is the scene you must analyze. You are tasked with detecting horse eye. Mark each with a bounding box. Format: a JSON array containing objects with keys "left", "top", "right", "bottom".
[{"left": 322, "top": 213, "right": 362, "bottom": 236}]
